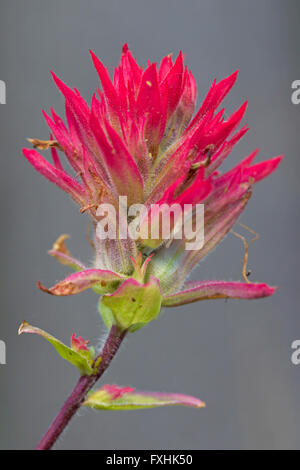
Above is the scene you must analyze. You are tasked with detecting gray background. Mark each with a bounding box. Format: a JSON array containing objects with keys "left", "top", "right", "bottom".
[{"left": 0, "top": 0, "right": 299, "bottom": 450}]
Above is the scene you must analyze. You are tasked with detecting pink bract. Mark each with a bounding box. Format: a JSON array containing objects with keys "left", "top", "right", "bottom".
[{"left": 23, "top": 44, "right": 283, "bottom": 305}]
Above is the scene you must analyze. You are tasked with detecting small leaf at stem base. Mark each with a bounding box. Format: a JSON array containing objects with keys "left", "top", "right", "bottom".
[{"left": 83, "top": 384, "right": 205, "bottom": 410}]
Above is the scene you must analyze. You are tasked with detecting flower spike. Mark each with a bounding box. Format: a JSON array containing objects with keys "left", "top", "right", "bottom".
[{"left": 21, "top": 45, "right": 283, "bottom": 450}]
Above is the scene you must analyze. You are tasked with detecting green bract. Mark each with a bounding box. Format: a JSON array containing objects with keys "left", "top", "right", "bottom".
[
  {"left": 99, "top": 276, "right": 162, "bottom": 332},
  {"left": 18, "top": 321, "right": 96, "bottom": 375}
]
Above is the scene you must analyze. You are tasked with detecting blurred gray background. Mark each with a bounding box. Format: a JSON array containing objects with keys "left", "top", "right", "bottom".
[{"left": 0, "top": 0, "right": 299, "bottom": 450}]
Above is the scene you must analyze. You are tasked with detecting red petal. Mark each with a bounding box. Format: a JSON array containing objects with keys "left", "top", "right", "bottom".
[
  {"left": 187, "top": 70, "right": 239, "bottom": 130},
  {"left": 242, "top": 156, "right": 283, "bottom": 183}
]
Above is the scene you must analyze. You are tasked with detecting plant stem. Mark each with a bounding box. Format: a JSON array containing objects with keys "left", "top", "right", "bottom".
[{"left": 36, "top": 325, "right": 126, "bottom": 450}]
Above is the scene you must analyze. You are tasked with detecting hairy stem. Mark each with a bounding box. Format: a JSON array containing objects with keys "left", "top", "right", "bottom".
[{"left": 36, "top": 325, "right": 126, "bottom": 450}]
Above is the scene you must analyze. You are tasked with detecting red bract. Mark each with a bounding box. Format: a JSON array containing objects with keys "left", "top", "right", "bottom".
[
  {"left": 103, "top": 384, "right": 135, "bottom": 400},
  {"left": 71, "top": 333, "right": 89, "bottom": 352},
  {"left": 23, "top": 44, "right": 283, "bottom": 307}
]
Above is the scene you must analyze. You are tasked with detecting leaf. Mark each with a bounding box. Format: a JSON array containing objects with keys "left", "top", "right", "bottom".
[
  {"left": 38, "top": 269, "right": 125, "bottom": 296},
  {"left": 18, "top": 321, "right": 95, "bottom": 375},
  {"left": 99, "top": 276, "right": 162, "bottom": 331},
  {"left": 162, "top": 280, "right": 276, "bottom": 307},
  {"left": 83, "top": 384, "right": 205, "bottom": 410},
  {"left": 48, "top": 234, "right": 86, "bottom": 271}
]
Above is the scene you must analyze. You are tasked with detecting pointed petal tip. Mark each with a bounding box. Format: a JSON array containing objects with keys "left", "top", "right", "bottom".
[
  {"left": 122, "top": 43, "right": 129, "bottom": 54},
  {"left": 275, "top": 154, "right": 285, "bottom": 164},
  {"left": 218, "top": 69, "right": 239, "bottom": 88},
  {"left": 264, "top": 284, "right": 278, "bottom": 296},
  {"left": 50, "top": 71, "right": 69, "bottom": 94},
  {"left": 89, "top": 49, "right": 96, "bottom": 59},
  {"left": 89, "top": 50, "right": 102, "bottom": 68},
  {"left": 266, "top": 154, "right": 284, "bottom": 170},
  {"left": 229, "top": 69, "right": 239, "bottom": 81},
  {"left": 50, "top": 70, "right": 58, "bottom": 82},
  {"left": 37, "top": 280, "right": 53, "bottom": 295},
  {"left": 42, "top": 109, "right": 51, "bottom": 122},
  {"left": 18, "top": 320, "right": 29, "bottom": 336},
  {"left": 22, "top": 147, "right": 42, "bottom": 162},
  {"left": 239, "top": 100, "right": 248, "bottom": 113},
  {"left": 90, "top": 49, "right": 102, "bottom": 67},
  {"left": 177, "top": 50, "right": 183, "bottom": 61},
  {"left": 245, "top": 154, "right": 284, "bottom": 184}
]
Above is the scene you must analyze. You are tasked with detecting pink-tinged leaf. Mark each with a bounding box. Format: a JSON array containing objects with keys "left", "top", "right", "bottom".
[
  {"left": 38, "top": 269, "right": 125, "bottom": 296},
  {"left": 83, "top": 384, "right": 205, "bottom": 410},
  {"left": 48, "top": 234, "right": 86, "bottom": 271},
  {"left": 18, "top": 321, "right": 94, "bottom": 375},
  {"left": 162, "top": 280, "right": 277, "bottom": 307},
  {"left": 48, "top": 251, "right": 86, "bottom": 271}
]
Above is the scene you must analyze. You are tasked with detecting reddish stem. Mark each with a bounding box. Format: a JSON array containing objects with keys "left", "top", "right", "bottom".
[{"left": 36, "top": 325, "right": 126, "bottom": 450}]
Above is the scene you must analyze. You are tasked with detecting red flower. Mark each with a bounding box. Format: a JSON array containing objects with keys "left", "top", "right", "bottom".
[{"left": 23, "top": 45, "right": 283, "bottom": 320}]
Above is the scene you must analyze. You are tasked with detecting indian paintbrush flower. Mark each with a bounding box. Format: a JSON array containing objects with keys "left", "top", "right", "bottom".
[{"left": 20, "top": 44, "right": 283, "bottom": 449}]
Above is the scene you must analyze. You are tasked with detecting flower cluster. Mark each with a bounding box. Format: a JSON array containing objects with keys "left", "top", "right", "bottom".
[{"left": 23, "top": 44, "right": 282, "bottom": 332}]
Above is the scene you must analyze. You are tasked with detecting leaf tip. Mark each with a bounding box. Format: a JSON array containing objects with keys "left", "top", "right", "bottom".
[
  {"left": 37, "top": 280, "right": 53, "bottom": 295},
  {"left": 18, "top": 320, "right": 29, "bottom": 336}
]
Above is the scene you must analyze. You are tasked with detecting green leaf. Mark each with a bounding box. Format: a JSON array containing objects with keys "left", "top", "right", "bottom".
[
  {"left": 18, "top": 321, "right": 95, "bottom": 375},
  {"left": 83, "top": 384, "right": 206, "bottom": 410},
  {"left": 99, "top": 276, "right": 162, "bottom": 331}
]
